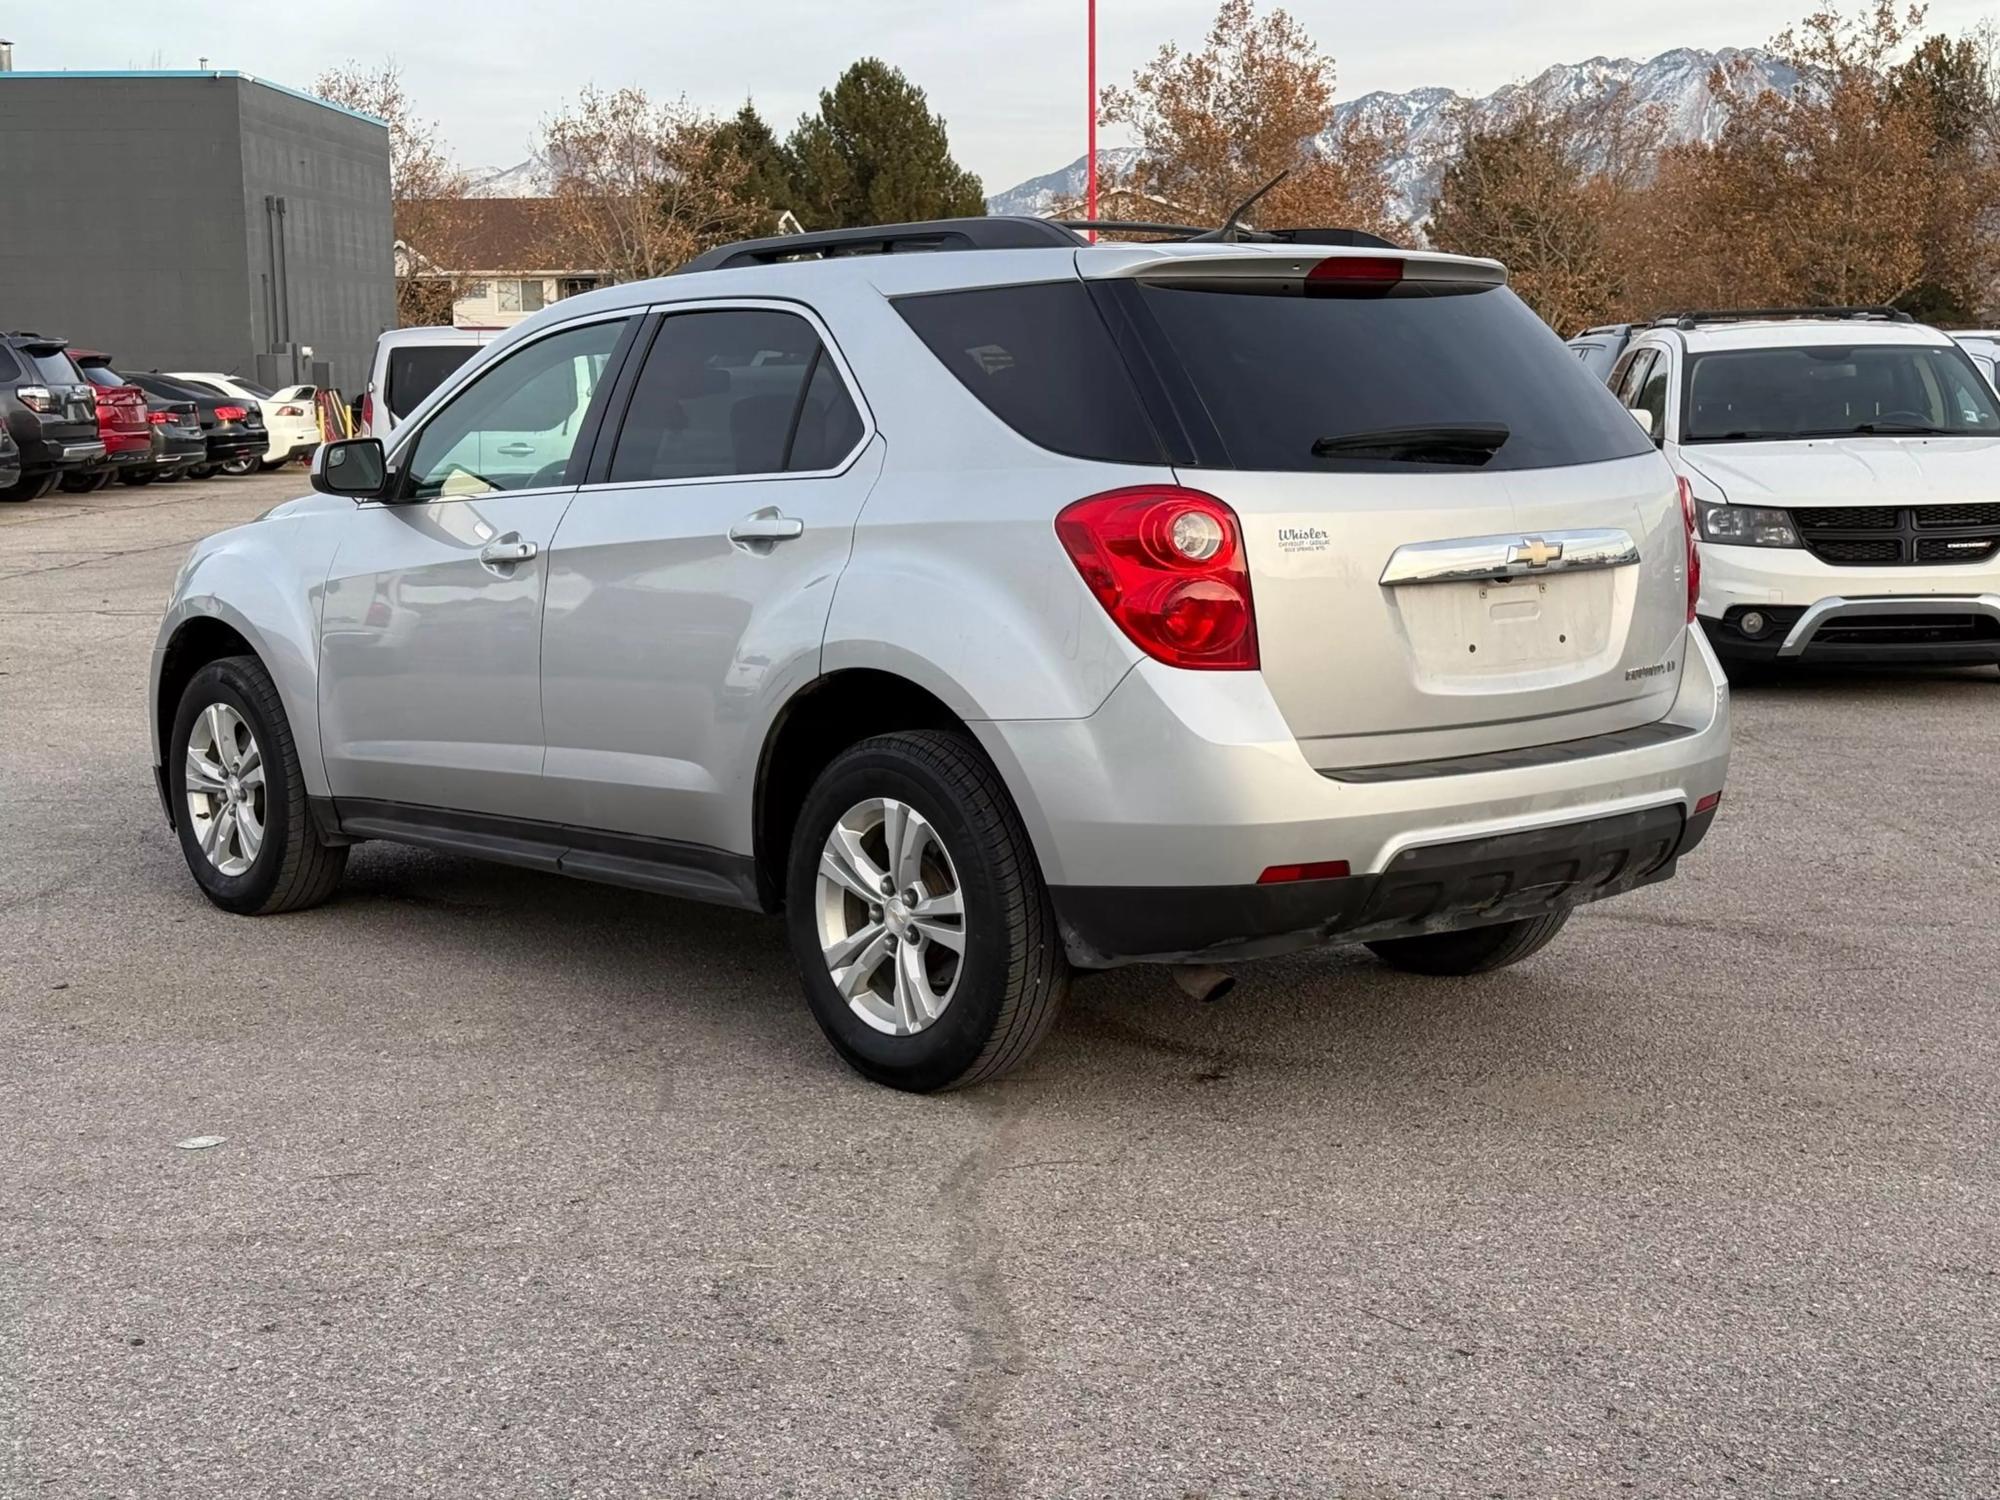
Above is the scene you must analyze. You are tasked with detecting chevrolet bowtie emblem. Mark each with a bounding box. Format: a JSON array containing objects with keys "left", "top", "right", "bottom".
[{"left": 1510, "top": 536, "right": 1563, "bottom": 568}]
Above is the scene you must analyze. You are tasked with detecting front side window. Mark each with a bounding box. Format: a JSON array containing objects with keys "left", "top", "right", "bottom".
[
  {"left": 607, "top": 308, "right": 863, "bottom": 483},
  {"left": 405, "top": 318, "right": 628, "bottom": 499},
  {"left": 1683, "top": 344, "right": 2000, "bottom": 442}
]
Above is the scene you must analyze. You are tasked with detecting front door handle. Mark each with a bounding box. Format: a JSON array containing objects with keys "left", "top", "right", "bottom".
[
  {"left": 480, "top": 537, "right": 538, "bottom": 565},
  {"left": 729, "top": 511, "right": 805, "bottom": 545}
]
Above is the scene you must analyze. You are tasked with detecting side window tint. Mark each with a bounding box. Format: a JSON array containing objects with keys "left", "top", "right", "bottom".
[
  {"left": 1614, "top": 349, "right": 1655, "bottom": 407},
  {"left": 406, "top": 318, "right": 627, "bottom": 500},
  {"left": 787, "top": 352, "right": 866, "bottom": 472},
  {"left": 610, "top": 309, "right": 843, "bottom": 483},
  {"left": 1636, "top": 361, "right": 1669, "bottom": 430}
]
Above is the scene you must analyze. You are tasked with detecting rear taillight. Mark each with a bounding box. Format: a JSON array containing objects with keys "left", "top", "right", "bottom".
[
  {"left": 1678, "top": 476, "right": 1700, "bottom": 624},
  {"left": 276, "top": 404, "right": 305, "bottom": 417},
  {"left": 1055, "top": 486, "right": 1259, "bottom": 670},
  {"left": 17, "top": 385, "right": 57, "bottom": 414},
  {"left": 361, "top": 390, "right": 375, "bottom": 431},
  {"left": 1305, "top": 256, "right": 1403, "bottom": 290},
  {"left": 147, "top": 409, "right": 174, "bottom": 424},
  {"left": 214, "top": 404, "right": 247, "bottom": 421}
]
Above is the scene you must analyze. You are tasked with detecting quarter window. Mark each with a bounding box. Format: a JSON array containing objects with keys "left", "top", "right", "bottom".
[
  {"left": 405, "top": 317, "right": 629, "bottom": 500},
  {"left": 608, "top": 308, "right": 863, "bottom": 483}
]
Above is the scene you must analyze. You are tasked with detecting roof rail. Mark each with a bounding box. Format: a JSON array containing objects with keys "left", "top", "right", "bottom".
[
  {"left": 1651, "top": 306, "right": 1914, "bottom": 330},
  {"left": 680, "top": 216, "right": 1083, "bottom": 273}
]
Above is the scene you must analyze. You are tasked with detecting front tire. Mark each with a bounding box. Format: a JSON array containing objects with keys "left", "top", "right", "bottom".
[
  {"left": 170, "top": 655, "right": 346, "bottom": 915},
  {"left": 1366, "top": 911, "right": 1571, "bottom": 976},
  {"left": 785, "top": 731, "right": 1068, "bottom": 1092}
]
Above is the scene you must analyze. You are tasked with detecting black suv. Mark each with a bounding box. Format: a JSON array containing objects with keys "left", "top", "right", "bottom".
[{"left": 1, "top": 332, "right": 105, "bottom": 501}]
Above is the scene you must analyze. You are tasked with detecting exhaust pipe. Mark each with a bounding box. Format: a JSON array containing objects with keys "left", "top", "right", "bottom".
[{"left": 1172, "top": 965, "right": 1236, "bottom": 1004}]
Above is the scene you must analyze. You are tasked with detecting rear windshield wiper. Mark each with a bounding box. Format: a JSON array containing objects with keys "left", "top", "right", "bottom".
[{"left": 1311, "top": 423, "right": 1510, "bottom": 465}]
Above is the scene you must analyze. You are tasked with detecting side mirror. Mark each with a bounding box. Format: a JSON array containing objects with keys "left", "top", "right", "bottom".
[
  {"left": 312, "top": 437, "right": 388, "bottom": 498},
  {"left": 1629, "top": 406, "right": 1660, "bottom": 442}
]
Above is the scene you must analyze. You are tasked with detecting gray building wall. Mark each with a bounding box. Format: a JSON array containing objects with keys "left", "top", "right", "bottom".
[{"left": 0, "top": 73, "right": 393, "bottom": 393}]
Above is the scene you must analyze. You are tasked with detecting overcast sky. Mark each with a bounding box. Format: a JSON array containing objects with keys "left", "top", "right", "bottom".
[{"left": 8, "top": 0, "right": 1995, "bottom": 192}]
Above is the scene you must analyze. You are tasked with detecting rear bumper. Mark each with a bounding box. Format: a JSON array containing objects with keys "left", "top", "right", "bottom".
[
  {"left": 977, "top": 627, "right": 1731, "bottom": 966},
  {"left": 23, "top": 436, "right": 106, "bottom": 471},
  {"left": 1055, "top": 802, "right": 1715, "bottom": 964}
]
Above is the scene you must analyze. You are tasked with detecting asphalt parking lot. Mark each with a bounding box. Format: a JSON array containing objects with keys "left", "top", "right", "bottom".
[{"left": 2, "top": 469, "right": 1996, "bottom": 1499}]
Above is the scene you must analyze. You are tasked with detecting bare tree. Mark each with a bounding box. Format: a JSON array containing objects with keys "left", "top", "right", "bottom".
[
  {"left": 1098, "top": 0, "right": 1405, "bottom": 241},
  {"left": 312, "top": 61, "right": 476, "bottom": 326},
  {"left": 539, "top": 87, "right": 765, "bottom": 283}
]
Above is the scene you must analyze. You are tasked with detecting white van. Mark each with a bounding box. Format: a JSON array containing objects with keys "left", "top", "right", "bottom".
[{"left": 362, "top": 327, "right": 499, "bottom": 441}]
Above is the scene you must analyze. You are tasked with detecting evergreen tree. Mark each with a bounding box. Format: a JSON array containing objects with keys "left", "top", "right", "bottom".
[
  {"left": 784, "top": 60, "right": 985, "bottom": 229},
  {"left": 711, "top": 103, "right": 797, "bottom": 231}
]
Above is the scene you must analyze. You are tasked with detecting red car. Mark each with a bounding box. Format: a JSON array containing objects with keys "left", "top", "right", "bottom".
[{"left": 68, "top": 351, "right": 153, "bottom": 492}]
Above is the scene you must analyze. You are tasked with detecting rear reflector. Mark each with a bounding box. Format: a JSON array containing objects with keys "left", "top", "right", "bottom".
[
  {"left": 1695, "top": 792, "right": 1722, "bottom": 815},
  {"left": 1256, "top": 859, "right": 1352, "bottom": 885}
]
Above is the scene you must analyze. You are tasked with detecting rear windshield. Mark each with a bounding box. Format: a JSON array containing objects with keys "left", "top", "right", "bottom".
[
  {"left": 386, "top": 345, "right": 478, "bottom": 419},
  {"left": 81, "top": 365, "right": 129, "bottom": 388},
  {"left": 893, "top": 282, "right": 1163, "bottom": 463},
  {"left": 28, "top": 351, "right": 81, "bottom": 386},
  {"left": 1133, "top": 283, "right": 1655, "bottom": 472},
  {"left": 1683, "top": 344, "right": 2000, "bottom": 442}
]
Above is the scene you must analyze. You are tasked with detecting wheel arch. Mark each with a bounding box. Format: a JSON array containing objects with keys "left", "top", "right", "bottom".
[{"left": 751, "top": 668, "right": 1057, "bottom": 912}]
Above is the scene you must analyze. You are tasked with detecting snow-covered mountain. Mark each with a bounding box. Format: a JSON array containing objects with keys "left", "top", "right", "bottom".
[
  {"left": 987, "top": 47, "right": 1803, "bottom": 224},
  {"left": 465, "top": 157, "right": 551, "bottom": 197}
]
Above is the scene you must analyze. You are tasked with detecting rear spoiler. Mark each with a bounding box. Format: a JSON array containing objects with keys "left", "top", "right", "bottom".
[{"left": 1090, "top": 247, "right": 1506, "bottom": 294}]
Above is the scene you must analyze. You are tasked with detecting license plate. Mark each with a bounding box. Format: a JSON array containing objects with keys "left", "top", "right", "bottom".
[{"left": 1396, "top": 573, "right": 1617, "bottom": 684}]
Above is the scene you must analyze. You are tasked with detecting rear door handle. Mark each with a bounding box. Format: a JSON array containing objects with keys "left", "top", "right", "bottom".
[
  {"left": 480, "top": 538, "right": 538, "bottom": 565},
  {"left": 496, "top": 442, "right": 536, "bottom": 457},
  {"left": 729, "top": 511, "right": 805, "bottom": 545}
]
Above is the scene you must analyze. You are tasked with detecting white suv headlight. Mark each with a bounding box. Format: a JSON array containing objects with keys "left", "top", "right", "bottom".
[{"left": 1697, "top": 501, "right": 1800, "bottom": 548}]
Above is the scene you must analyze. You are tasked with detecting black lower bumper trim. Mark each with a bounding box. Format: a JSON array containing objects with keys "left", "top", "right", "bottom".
[{"left": 1052, "top": 803, "right": 1712, "bottom": 966}]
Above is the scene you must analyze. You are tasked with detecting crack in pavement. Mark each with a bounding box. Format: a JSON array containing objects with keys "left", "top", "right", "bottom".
[{"left": 933, "top": 1087, "right": 1031, "bottom": 1500}]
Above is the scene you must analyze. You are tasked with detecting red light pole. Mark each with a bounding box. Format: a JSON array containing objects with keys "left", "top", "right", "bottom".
[{"left": 1086, "top": 0, "right": 1098, "bottom": 241}]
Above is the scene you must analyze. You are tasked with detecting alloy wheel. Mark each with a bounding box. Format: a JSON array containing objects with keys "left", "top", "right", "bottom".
[
  {"left": 813, "top": 797, "right": 967, "bottom": 1036},
  {"left": 184, "top": 702, "right": 266, "bottom": 876}
]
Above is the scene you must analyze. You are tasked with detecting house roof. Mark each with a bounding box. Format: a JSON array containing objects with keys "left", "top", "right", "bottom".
[{"left": 413, "top": 197, "right": 599, "bottom": 274}]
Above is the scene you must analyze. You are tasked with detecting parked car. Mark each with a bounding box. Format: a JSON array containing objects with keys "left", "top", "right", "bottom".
[
  {"left": 122, "top": 373, "right": 266, "bottom": 477},
  {"left": 0, "top": 332, "right": 105, "bottom": 502},
  {"left": 67, "top": 351, "right": 158, "bottom": 492},
  {"left": 151, "top": 216, "right": 1729, "bottom": 1091},
  {"left": 362, "top": 326, "right": 496, "bottom": 442},
  {"left": 1567, "top": 322, "right": 1634, "bottom": 383},
  {"left": 166, "top": 371, "right": 320, "bottom": 472},
  {"left": 1600, "top": 308, "right": 2000, "bottom": 668},
  {"left": 1948, "top": 332, "right": 2000, "bottom": 392}
]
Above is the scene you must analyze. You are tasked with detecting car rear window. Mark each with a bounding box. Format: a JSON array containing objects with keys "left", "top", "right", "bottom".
[
  {"left": 28, "top": 351, "right": 81, "bottom": 386},
  {"left": 387, "top": 345, "right": 478, "bottom": 419},
  {"left": 893, "top": 282, "right": 1163, "bottom": 463},
  {"left": 81, "top": 365, "right": 129, "bottom": 388},
  {"left": 1132, "top": 282, "right": 1656, "bottom": 472}
]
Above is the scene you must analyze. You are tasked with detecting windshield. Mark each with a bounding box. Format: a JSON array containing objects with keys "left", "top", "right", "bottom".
[{"left": 1684, "top": 344, "right": 2000, "bottom": 442}]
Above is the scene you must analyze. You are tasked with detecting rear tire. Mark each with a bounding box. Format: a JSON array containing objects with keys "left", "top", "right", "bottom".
[
  {"left": 59, "top": 470, "right": 115, "bottom": 494},
  {"left": 187, "top": 465, "right": 217, "bottom": 479},
  {"left": 785, "top": 730, "right": 1068, "bottom": 1092},
  {"left": 1366, "top": 911, "right": 1571, "bottom": 976},
  {"left": 219, "top": 456, "right": 258, "bottom": 477},
  {"left": 170, "top": 655, "right": 346, "bottom": 915},
  {"left": 118, "top": 469, "right": 158, "bottom": 486},
  {"left": 0, "top": 470, "right": 57, "bottom": 502}
]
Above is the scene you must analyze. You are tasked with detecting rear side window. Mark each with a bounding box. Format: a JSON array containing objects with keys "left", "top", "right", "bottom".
[
  {"left": 608, "top": 308, "right": 864, "bottom": 483},
  {"left": 0, "top": 348, "right": 17, "bottom": 381},
  {"left": 894, "top": 282, "right": 1163, "bottom": 463},
  {"left": 1131, "top": 283, "right": 1656, "bottom": 472},
  {"left": 386, "top": 345, "right": 477, "bottom": 419}
]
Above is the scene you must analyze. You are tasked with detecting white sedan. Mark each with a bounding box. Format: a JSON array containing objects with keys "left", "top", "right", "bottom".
[{"left": 166, "top": 373, "right": 321, "bottom": 472}]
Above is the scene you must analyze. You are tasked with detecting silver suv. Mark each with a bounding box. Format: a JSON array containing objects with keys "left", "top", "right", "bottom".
[{"left": 151, "top": 216, "right": 1730, "bottom": 1091}]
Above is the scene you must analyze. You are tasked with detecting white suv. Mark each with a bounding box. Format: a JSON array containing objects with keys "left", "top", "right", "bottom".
[
  {"left": 151, "top": 217, "right": 1729, "bottom": 1091},
  {"left": 1598, "top": 310, "right": 2000, "bottom": 668}
]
